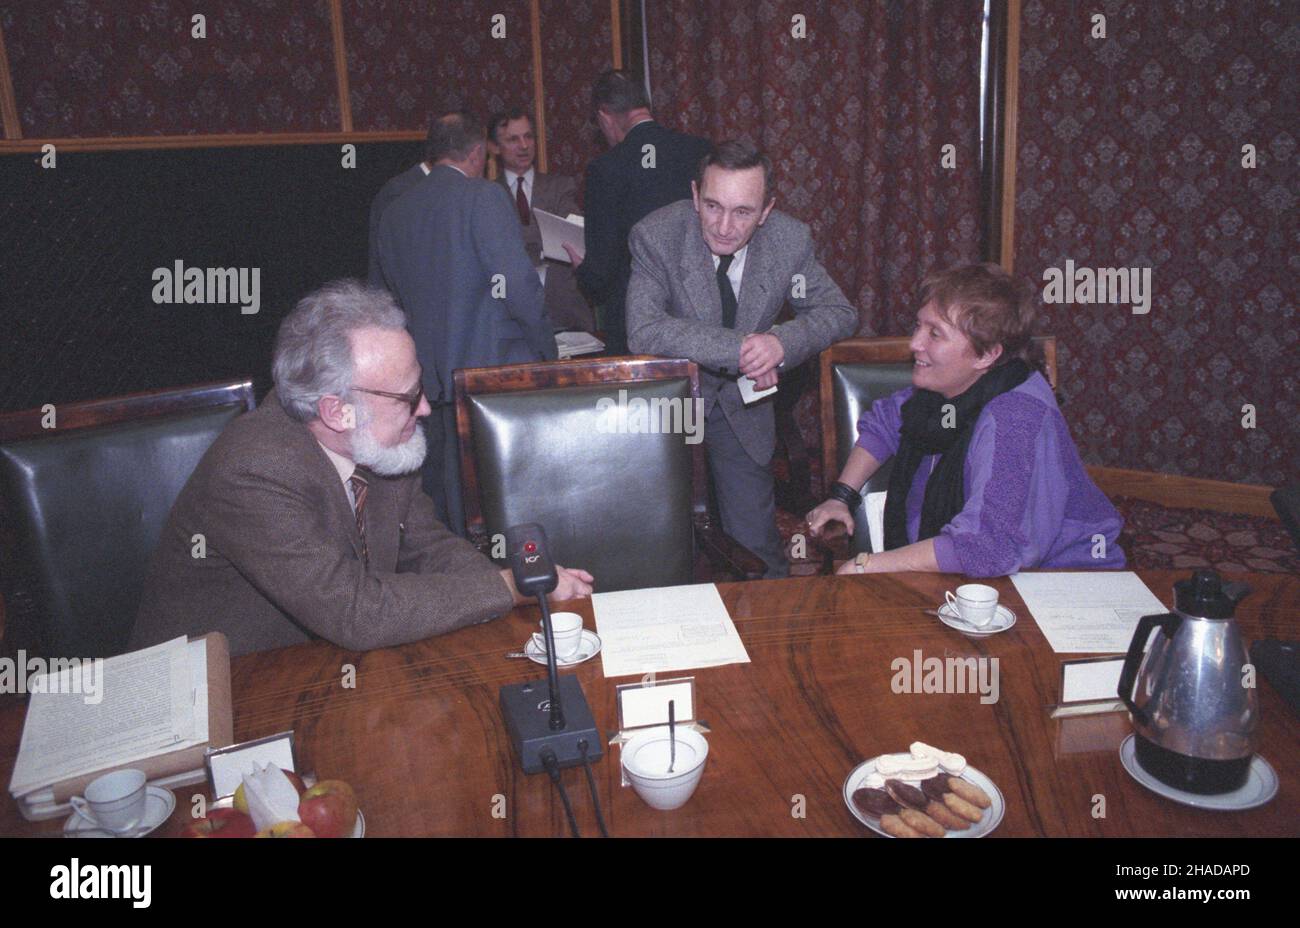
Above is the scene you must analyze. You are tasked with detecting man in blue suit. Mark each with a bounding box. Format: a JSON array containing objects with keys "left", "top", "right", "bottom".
[{"left": 374, "top": 111, "right": 557, "bottom": 535}]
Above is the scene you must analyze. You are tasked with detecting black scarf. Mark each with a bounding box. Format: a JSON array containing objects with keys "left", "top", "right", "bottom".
[{"left": 882, "top": 359, "right": 1032, "bottom": 551}]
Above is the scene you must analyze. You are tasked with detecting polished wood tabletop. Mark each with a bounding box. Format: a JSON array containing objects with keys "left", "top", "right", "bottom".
[{"left": 2, "top": 569, "right": 1297, "bottom": 837}]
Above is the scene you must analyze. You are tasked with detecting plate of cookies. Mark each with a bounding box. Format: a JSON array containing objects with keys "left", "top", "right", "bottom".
[{"left": 843, "top": 741, "right": 1004, "bottom": 838}]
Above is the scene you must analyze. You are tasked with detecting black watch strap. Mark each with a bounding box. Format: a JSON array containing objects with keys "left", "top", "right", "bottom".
[{"left": 828, "top": 481, "right": 863, "bottom": 514}]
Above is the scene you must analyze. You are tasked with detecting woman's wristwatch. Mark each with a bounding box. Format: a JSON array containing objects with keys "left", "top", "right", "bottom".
[
  {"left": 827, "top": 481, "right": 863, "bottom": 514},
  {"left": 854, "top": 552, "right": 872, "bottom": 573}
]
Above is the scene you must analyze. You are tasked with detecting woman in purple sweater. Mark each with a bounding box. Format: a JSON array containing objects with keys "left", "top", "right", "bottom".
[{"left": 808, "top": 263, "right": 1125, "bottom": 577}]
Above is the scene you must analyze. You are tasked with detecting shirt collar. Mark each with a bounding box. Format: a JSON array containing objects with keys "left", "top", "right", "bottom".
[
  {"left": 316, "top": 440, "right": 356, "bottom": 488},
  {"left": 504, "top": 166, "right": 535, "bottom": 190}
]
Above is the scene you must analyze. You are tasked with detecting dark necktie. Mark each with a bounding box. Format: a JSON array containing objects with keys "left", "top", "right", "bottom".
[
  {"left": 716, "top": 253, "right": 737, "bottom": 328},
  {"left": 515, "top": 176, "right": 530, "bottom": 226},
  {"left": 348, "top": 472, "right": 369, "bottom": 566}
]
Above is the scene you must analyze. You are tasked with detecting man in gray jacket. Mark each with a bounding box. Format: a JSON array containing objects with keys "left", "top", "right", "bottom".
[
  {"left": 374, "top": 112, "right": 557, "bottom": 535},
  {"left": 627, "top": 141, "right": 859, "bottom": 577}
]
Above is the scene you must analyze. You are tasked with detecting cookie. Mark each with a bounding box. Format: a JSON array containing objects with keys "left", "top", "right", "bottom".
[
  {"left": 947, "top": 776, "right": 992, "bottom": 809},
  {"left": 925, "top": 800, "right": 969, "bottom": 830},
  {"left": 879, "top": 814, "right": 923, "bottom": 838},
  {"left": 852, "top": 787, "right": 899, "bottom": 817},
  {"left": 943, "top": 791, "right": 984, "bottom": 823},
  {"left": 884, "top": 779, "right": 929, "bottom": 811},
  {"left": 899, "top": 808, "right": 946, "bottom": 837},
  {"left": 920, "top": 774, "right": 950, "bottom": 802}
]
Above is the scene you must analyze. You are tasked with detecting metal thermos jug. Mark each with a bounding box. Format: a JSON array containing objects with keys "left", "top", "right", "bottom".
[{"left": 1118, "top": 569, "right": 1257, "bottom": 794}]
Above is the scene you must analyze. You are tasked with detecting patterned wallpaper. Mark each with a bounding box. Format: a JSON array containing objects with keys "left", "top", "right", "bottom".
[
  {"left": 1014, "top": 0, "right": 1298, "bottom": 486},
  {"left": 1, "top": 0, "right": 339, "bottom": 136},
  {"left": 646, "top": 0, "right": 986, "bottom": 339},
  {"left": 537, "top": 0, "right": 612, "bottom": 186},
  {"left": 343, "top": 0, "right": 534, "bottom": 131}
]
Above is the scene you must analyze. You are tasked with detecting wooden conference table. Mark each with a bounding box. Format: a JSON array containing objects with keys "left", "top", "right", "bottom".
[{"left": 2, "top": 569, "right": 1297, "bottom": 837}]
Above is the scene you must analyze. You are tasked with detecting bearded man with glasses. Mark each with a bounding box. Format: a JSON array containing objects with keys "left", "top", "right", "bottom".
[{"left": 132, "top": 280, "right": 592, "bottom": 657}]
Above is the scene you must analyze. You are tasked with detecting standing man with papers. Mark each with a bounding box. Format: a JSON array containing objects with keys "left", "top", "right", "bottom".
[
  {"left": 626, "top": 141, "right": 859, "bottom": 578},
  {"left": 488, "top": 107, "right": 595, "bottom": 332},
  {"left": 565, "top": 70, "right": 711, "bottom": 354}
]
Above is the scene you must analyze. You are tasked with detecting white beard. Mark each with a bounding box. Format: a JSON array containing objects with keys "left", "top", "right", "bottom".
[{"left": 350, "top": 410, "right": 427, "bottom": 476}]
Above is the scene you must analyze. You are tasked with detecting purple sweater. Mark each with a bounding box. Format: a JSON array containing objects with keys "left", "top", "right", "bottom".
[{"left": 854, "top": 372, "right": 1125, "bottom": 576}]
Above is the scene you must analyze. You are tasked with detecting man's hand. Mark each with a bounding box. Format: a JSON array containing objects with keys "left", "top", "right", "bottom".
[
  {"left": 562, "top": 243, "right": 585, "bottom": 268},
  {"left": 551, "top": 565, "right": 594, "bottom": 601},
  {"left": 739, "top": 333, "right": 784, "bottom": 378},
  {"left": 501, "top": 565, "right": 594, "bottom": 605},
  {"left": 806, "top": 499, "right": 853, "bottom": 539}
]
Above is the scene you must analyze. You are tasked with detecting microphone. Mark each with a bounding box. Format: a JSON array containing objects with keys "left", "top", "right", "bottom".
[{"left": 497, "top": 523, "right": 603, "bottom": 777}]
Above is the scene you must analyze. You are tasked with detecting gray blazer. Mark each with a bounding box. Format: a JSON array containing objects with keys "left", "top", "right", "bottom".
[
  {"left": 627, "top": 200, "right": 859, "bottom": 464},
  {"left": 375, "top": 164, "right": 558, "bottom": 403},
  {"left": 131, "top": 391, "right": 514, "bottom": 656}
]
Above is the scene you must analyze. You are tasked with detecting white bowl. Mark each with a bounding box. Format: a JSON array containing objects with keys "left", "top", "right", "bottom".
[{"left": 622, "top": 727, "right": 709, "bottom": 811}]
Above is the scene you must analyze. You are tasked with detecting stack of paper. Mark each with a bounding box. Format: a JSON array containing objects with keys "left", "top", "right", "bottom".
[
  {"left": 593, "top": 583, "right": 751, "bottom": 678},
  {"left": 1010, "top": 571, "right": 1167, "bottom": 654}
]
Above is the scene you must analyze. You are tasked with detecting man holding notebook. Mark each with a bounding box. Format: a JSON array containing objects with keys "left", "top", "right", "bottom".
[{"left": 131, "top": 280, "right": 592, "bottom": 657}]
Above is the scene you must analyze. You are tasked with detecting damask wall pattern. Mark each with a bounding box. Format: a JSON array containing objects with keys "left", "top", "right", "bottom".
[
  {"left": 1013, "top": 0, "right": 1297, "bottom": 486},
  {"left": 1, "top": 0, "right": 340, "bottom": 136},
  {"left": 343, "top": 0, "right": 534, "bottom": 131},
  {"left": 536, "top": 0, "right": 611, "bottom": 186}
]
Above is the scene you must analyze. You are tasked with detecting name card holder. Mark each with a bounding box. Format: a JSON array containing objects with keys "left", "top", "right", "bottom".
[
  {"left": 1050, "top": 657, "right": 1128, "bottom": 719},
  {"left": 204, "top": 730, "right": 298, "bottom": 801},
  {"left": 610, "top": 677, "right": 708, "bottom": 787}
]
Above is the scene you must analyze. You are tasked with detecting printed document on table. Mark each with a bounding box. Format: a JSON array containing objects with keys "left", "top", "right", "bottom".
[
  {"left": 1010, "top": 572, "right": 1167, "bottom": 654},
  {"left": 593, "top": 583, "right": 751, "bottom": 678}
]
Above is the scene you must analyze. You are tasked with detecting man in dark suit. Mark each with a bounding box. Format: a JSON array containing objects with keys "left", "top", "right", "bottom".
[
  {"left": 366, "top": 123, "right": 433, "bottom": 283},
  {"left": 374, "top": 111, "right": 557, "bottom": 536},
  {"left": 488, "top": 107, "right": 595, "bottom": 332},
  {"left": 132, "top": 280, "right": 592, "bottom": 657},
  {"left": 627, "top": 141, "right": 859, "bottom": 578},
  {"left": 565, "top": 70, "right": 711, "bottom": 354}
]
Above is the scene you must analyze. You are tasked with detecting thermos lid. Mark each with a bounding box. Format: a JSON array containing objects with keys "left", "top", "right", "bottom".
[{"left": 1174, "top": 569, "right": 1248, "bottom": 619}]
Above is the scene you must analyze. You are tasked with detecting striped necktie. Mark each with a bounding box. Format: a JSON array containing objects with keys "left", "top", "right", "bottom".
[{"left": 348, "top": 472, "right": 369, "bottom": 566}]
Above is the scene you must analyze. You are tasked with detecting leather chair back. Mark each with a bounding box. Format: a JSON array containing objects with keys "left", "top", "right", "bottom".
[
  {"left": 457, "top": 360, "right": 700, "bottom": 592},
  {"left": 0, "top": 382, "right": 253, "bottom": 658}
]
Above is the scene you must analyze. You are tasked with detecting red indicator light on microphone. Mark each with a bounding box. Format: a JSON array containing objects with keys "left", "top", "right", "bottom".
[{"left": 524, "top": 542, "right": 536, "bottom": 553}]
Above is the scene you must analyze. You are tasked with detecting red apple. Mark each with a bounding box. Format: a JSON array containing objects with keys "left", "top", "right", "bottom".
[
  {"left": 255, "top": 820, "right": 316, "bottom": 838},
  {"left": 181, "top": 807, "right": 256, "bottom": 838},
  {"left": 233, "top": 767, "right": 306, "bottom": 814},
  {"left": 297, "top": 780, "right": 358, "bottom": 839}
]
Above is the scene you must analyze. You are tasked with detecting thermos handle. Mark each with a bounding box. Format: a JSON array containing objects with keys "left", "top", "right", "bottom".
[{"left": 1118, "top": 612, "right": 1181, "bottom": 725}]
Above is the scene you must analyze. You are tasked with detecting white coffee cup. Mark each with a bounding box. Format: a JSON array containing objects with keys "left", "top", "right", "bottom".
[
  {"left": 945, "top": 584, "right": 999, "bottom": 628},
  {"left": 533, "top": 612, "right": 584, "bottom": 660},
  {"left": 69, "top": 768, "right": 148, "bottom": 835}
]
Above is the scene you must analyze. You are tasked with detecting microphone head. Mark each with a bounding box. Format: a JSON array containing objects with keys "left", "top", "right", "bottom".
[{"left": 504, "top": 522, "right": 559, "bottom": 597}]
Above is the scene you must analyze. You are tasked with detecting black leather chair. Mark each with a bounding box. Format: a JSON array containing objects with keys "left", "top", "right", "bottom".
[
  {"left": 454, "top": 357, "right": 764, "bottom": 592},
  {"left": 0, "top": 381, "right": 255, "bottom": 659},
  {"left": 817, "top": 336, "right": 1058, "bottom": 557}
]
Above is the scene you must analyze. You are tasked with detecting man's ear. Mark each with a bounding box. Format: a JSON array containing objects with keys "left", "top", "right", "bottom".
[
  {"left": 758, "top": 196, "right": 777, "bottom": 226},
  {"left": 317, "top": 395, "right": 355, "bottom": 433},
  {"left": 691, "top": 180, "right": 701, "bottom": 212}
]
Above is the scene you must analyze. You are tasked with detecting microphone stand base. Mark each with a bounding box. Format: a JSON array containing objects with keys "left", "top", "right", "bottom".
[{"left": 500, "top": 675, "right": 604, "bottom": 774}]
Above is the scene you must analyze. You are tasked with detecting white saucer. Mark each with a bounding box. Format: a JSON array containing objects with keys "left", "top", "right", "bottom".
[
  {"left": 937, "top": 602, "right": 1016, "bottom": 637},
  {"left": 524, "top": 629, "right": 602, "bottom": 666},
  {"left": 63, "top": 785, "right": 175, "bottom": 838},
  {"left": 843, "top": 757, "right": 1004, "bottom": 838},
  {"left": 1119, "top": 735, "right": 1278, "bottom": 811}
]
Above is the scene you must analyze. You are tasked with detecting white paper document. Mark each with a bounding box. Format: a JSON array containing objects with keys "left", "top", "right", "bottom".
[
  {"left": 555, "top": 330, "right": 605, "bottom": 358},
  {"left": 534, "top": 208, "right": 585, "bottom": 263},
  {"left": 9, "top": 636, "right": 204, "bottom": 797},
  {"left": 1010, "top": 571, "right": 1167, "bottom": 654},
  {"left": 737, "top": 375, "right": 777, "bottom": 405},
  {"left": 593, "top": 583, "right": 751, "bottom": 678}
]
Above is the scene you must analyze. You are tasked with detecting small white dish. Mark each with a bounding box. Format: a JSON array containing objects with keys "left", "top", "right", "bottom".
[
  {"left": 844, "top": 757, "right": 1004, "bottom": 837},
  {"left": 64, "top": 785, "right": 175, "bottom": 838},
  {"left": 1118, "top": 735, "right": 1278, "bottom": 811},
  {"left": 622, "top": 726, "right": 709, "bottom": 810},
  {"left": 937, "top": 602, "right": 1016, "bottom": 637},
  {"left": 524, "top": 629, "right": 602, "bottom": 666}
]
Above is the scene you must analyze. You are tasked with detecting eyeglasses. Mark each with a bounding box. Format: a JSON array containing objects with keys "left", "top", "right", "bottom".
[{"left": 352, "top": 378, "right": 425, "bottom": 416}]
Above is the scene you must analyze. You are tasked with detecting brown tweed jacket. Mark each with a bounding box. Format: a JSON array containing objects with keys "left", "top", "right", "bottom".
[{"left": 131, "top": 391, "right": 514, "bottom": 656}]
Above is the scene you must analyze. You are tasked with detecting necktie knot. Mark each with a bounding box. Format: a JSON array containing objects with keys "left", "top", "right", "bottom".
[{"left": 717, "top": 253, "right": 734, "bottom": 274}]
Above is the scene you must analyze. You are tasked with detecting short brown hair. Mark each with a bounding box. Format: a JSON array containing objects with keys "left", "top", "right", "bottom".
[
  {"left": 696, "top": 140, "right": 774, "bottom": 203},
  {"left": 427, "top": 111, "right": 484, "bottom": 163},
  {"left": 919, "top": 263, "right": 1036, "bottom": 362}
]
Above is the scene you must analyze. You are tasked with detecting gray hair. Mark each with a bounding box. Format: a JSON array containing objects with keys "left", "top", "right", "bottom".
[{"left": 272, "top": 279, "right": 408, "bottom": 422}]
